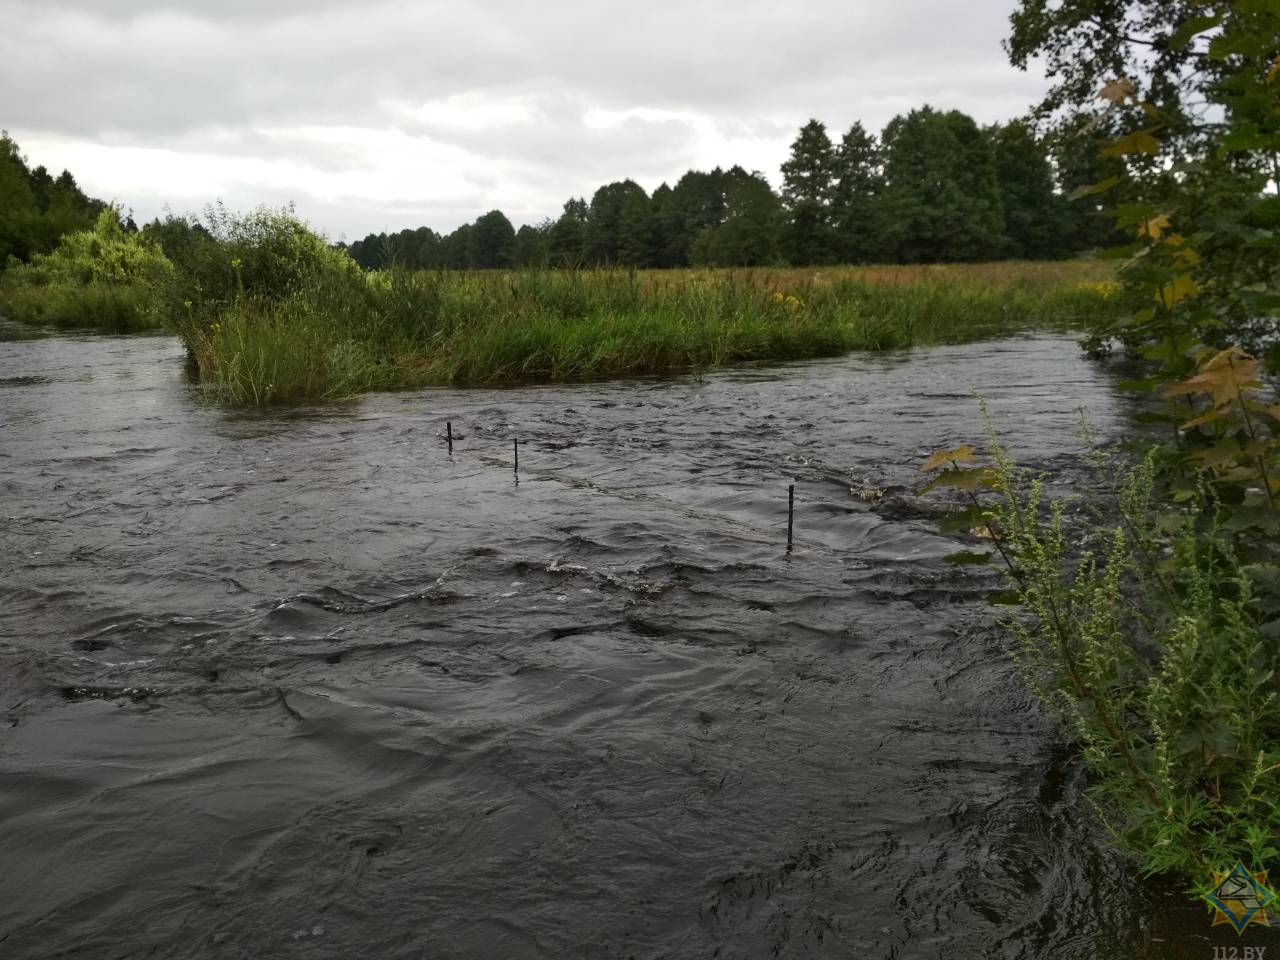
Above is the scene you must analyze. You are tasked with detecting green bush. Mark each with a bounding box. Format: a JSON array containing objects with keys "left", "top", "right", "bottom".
[
  {"left": 0, "top": 208, "right": 176, "bottom": 331},
  {"left": 924, "top": 419, "right": 1280, "bottom": 882}
]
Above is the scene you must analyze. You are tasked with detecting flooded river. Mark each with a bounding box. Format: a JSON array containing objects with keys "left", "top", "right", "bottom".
[{"left": 0, "top": 330, "right": 1223, "bottom": 957}]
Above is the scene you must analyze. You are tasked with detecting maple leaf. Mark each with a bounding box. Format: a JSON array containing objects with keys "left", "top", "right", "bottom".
[
  {"left": 1188, "top": 442, "right": 1243, "bottom": 471},
  {"left": 1155, "top": 273, "right": 1199, "bottom": 307},
  {"left": 1138, "top": 214, "right": 1171, "bottom": 240},
  {"left": 1102, "top": 129, "right": 1161, "bottom": 157},
  {"left": 1166, "top": 347, "right": 1262, "bottom": 407},
  {"left": 1100, "top": 77, "right": 1136, "bottom": 105},
  {"left": 921, "top": 467, "right": 997, "bottom": 494},
  {"left": 1179, "top": 407, "right": 1229, "bottom": 431},
  {"left": 921, "top": 445, "right": 976, "bottom": 472}
]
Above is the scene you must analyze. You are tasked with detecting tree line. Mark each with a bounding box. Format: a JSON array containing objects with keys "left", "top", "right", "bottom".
[
  {"left": 345, "top": 107, "right": 1119, "bottom": 271},
  {"left": 0, "top": 132, "right": 111, "bottom": 264},
  {"left": 2, "top": 104, "right": 1119, "bottom": 275}
]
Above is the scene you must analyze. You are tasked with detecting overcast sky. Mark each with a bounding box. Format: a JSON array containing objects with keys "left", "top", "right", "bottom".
[{"left": 1, "top": 1, "right": 1049, "bottom": 241}]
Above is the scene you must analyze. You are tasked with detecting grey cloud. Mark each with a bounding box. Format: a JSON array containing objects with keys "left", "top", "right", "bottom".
[
  {"left": 2, "top": 0, "right": 1049, "bottom": 237},
  {"left": 4, "top": 1, "right": 1039, "bottom": 137}
]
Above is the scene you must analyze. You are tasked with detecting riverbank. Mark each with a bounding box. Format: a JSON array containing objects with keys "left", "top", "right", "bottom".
[
  {"left": 178, "top": 261, "right": 1123, "bottom": 404},
  {"left": 0, "top": 207, "right": 1126, "bottom": 404}
]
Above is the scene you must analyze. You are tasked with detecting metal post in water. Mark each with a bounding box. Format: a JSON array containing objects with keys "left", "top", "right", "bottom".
[
  {"left": 446, "top": 421, "right": 453, "bottom": 455},
  {"left": 514, "top": 438, "right": 519, "bottom": 478},
  {"left": 783, "top": 483, "right": 793, "bottom": 552},
  {"left": 787, "top": 482, "right": 795, "bottom": 554}
]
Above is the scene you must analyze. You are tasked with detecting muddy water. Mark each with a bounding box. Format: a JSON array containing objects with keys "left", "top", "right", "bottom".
[{"left": 0, "top": 329, "right": 1219, "bottom": 958}]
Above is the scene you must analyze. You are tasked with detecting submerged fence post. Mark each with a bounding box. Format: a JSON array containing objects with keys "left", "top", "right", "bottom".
[
  {"left": 787, "top": 482, "right": 795, "bottom": 554},
  {"left": 446, "top": 421, "right": 453, "bottom": 455}
]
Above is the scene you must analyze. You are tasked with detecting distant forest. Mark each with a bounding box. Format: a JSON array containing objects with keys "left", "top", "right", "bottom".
[
  {"left": 345, "top": 109, "right": 1121, "bottom": 270},
  {"left": 2, "top": 106, "right": 1118, "bottom": 273},
  {"left": 0, "top": 134, "right": 111, "bottom": 264}
]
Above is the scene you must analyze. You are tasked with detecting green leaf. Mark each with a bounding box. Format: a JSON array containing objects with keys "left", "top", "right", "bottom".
[
  {"left": 1102, "top": 130, "right": 1161, "bottom": 158},
  {"left": 1124, "top": 307, "right": 1157, "bottom": 327},
  {"left": 921, "top": 444, "right": 977, "bottom": 472},
  {"left": 1068, "top": 177, "right": 1121, "bottom": 201},
  {"left": 1249, "top": 196, "right": 1280, "bottom": 226},
  {"left": 1166, "top": 14, "right": 1222, "bottom": 51},
  {"left": 1210, "top": 30, "right": 1271, "bottom": 60},
  {"left": 1112, "top": 203, "right": 1162, "bottom": 228},
  {"left": 1220, "top": 125, "right": 1267, "bottom": 152},
  {"left": 938, "top": 504, "right": 990, "bottom": 533},
  {"left": 1119, "top": 378, "right": 1162, "bottom": 394}
]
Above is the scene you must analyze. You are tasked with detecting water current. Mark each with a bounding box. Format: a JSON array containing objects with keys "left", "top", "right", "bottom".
[{"left": 0, "top": 327, "right": 1233, "bottom": 957}]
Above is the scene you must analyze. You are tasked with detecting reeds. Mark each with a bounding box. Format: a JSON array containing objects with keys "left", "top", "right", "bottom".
[{"left": 179, "top": 261, "right": 1123, "bottom": 403}]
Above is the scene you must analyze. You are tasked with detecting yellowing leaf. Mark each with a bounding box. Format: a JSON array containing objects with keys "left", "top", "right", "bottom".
[
  {"left": 1138, "top": 214, "right": 1171, "bottom": 240},
  {"left": 1269, "top": 56, "right": 1280, "bottom": 84},
  {"left": 1100, "top": 77, "right": 1136, "bottom": 105},
  {"left": 1166, "top": 347, "right": 1262, "bottom": 407},
  {"left": 1155, "top": 273, "right": 1199, "bottom": 307},
  {"left": 921, "top": 468, "right": 997, "bottom": 494},
  {"left": 1068, "top": 176, "right": 1120, "bottom": 201},
  {"left": 1188, "top": 442, "right": 1245, "bottom": 472},
  {"left": 1102, "top": 130, "right": 1161, "bottom": 157},
  {"left": 1125, "top": 306, "right": 1156, "bottom": 327},
  {"left": 1179, "top": 407, "right": 1228, "bottom": 431},
  {"left": 922, "top": 445, "right": 976, "bottom": 472}
]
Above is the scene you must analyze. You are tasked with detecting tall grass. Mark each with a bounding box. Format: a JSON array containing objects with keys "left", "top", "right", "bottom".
[
  {"left": 0, "top": 281, "right": 169, "bottom": 333},
  {"left": 0, "top": 203, "right": 1125, "bottom": 403},
  {"left": 181, "top": 261, "right": 1124, "bottom": 403},
  {"left": 0, "top": 208, "right": 178, "bottom": 333}
]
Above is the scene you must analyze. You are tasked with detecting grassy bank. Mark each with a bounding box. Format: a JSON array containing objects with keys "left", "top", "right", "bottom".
[
  {"left": 0, "top": 209, "right": 176, "bottom": 333},
  {"left": 0, "top": 207, "right": 1126, "bottom": 403},
  {"left": 181, "top": 261, "right": 1123, "bottom": 403}
]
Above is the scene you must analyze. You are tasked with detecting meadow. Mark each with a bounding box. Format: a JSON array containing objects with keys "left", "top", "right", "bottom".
[{"left": 180, "top": 261, "right": 1122, "bottom": 404}]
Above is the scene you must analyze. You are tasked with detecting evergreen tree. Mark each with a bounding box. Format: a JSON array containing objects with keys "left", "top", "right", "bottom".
[
  {"left": 781, "top": 119, "right": 837, "bottom": 265},
  {"left": 830, "top": 122, "right": 885, "bottom": 263},
  {"left": 513, "top": 222, "right": 550, "bottom": 268},
  {"left": 880, "top": 107, "right": 1006, "bottom": 263},
  {"left": 661, "top": 169, "right": 727, "bottom": 267},
  {"left": 412, "top": 227, "right": 441, "bottom": 268},
  {"left": 547, "top": 198, "right": 587, "bottom": 267},
  {"left": 440, "top": 224, "right": 472, "bottom": 269},
  {"left": 694, "top": 167, "right": 782, "bottom": 266},
  {"left": 584, "top": 180, "right": 647, "bottom": 265},
  {"left": 617, "top": 190, "right": 656, "bottom": 266},
  {"left": 987, "top": 121, "right": 1070, "bottom": 259},
  {"left": 649, "top": 183, "right": 682, "bottom": 268},
  {"left": 0, "top": 133, "right": 102, "bottom": 264},
  {"left": 0, "top": 134, "right": 39, "bottom": 263},
  {"left": 1047, "top": 113, "right": 1127, "bottom": 253},
  {"left": 468, "top": 209, "right": 515, "bottom": 269}
]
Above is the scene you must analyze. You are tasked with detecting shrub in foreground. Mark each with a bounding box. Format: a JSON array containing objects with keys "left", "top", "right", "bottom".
[{"left": 925, "top": 343, "right": 1280, "bottom": 886}]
